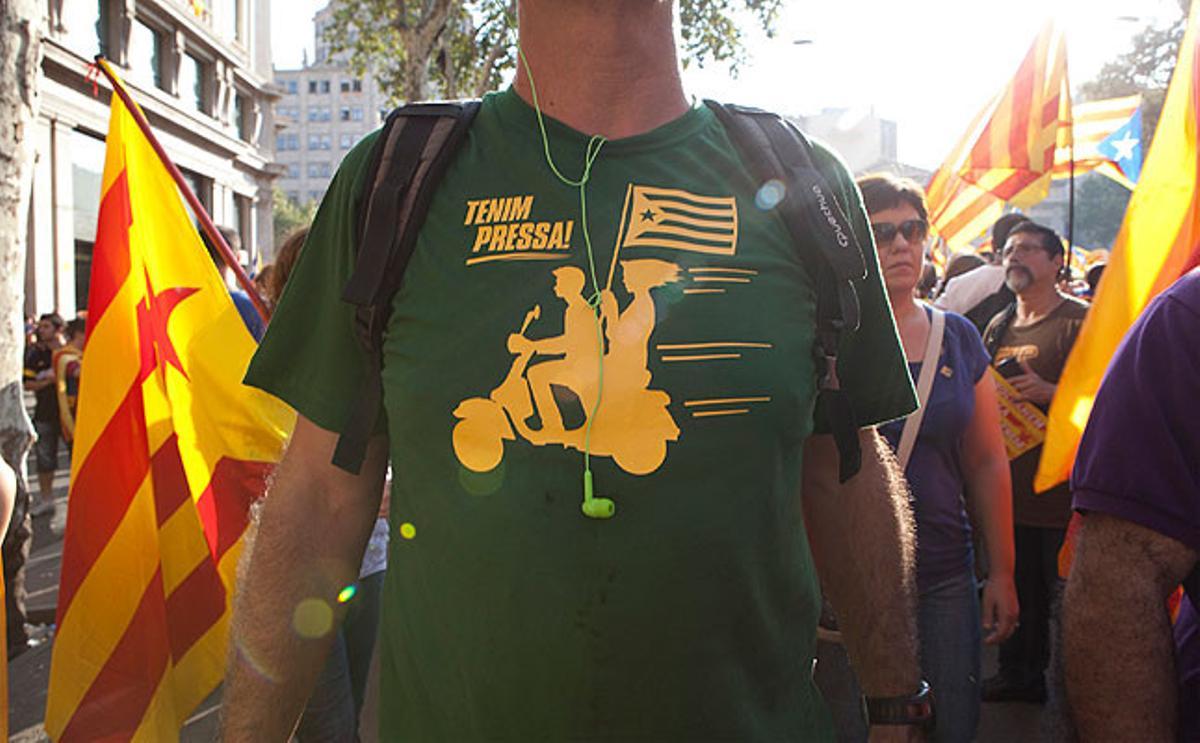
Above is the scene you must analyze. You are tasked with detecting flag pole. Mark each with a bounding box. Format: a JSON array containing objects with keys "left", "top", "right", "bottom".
[
  {"left": 1068, "top": 122, "right": 1077, "bottom": 255},
  {"left": 91, "top": 56, "right": 271, "bottom": 323}
]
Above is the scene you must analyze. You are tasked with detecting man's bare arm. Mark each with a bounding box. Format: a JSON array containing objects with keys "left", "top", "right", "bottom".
[
  {"left": 1064, "top": 513, "right": 1197, "bottom": 741},
  {"left": 221, "top": 415, "right": 388, "bottom": 741},
  {"left": 803, "top": 429, "right": 920, "bottom": 696}
]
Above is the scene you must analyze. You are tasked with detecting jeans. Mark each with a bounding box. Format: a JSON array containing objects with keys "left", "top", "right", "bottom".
[
  {"left": 997, "top": 525, "right": 1065, "bottom": 688},
  {"left": 294, "top": 571, "right": 385, "bottom": 742},
  {"left": 813, "top": 569, "right": 981, "bottom": 743}
]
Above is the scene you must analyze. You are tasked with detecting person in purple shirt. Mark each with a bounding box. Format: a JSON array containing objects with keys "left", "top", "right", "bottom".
[
  {"left": 1064, "top": 267, "right": 1200, "bottom": 740},
  {"left": 815, "top": 174, "right": 1019, "bottom": 742}
]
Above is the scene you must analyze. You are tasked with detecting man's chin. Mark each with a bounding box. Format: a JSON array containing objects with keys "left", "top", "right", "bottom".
[{"left": 1005, "top": 270, "right": 1032, "bottom": 293}]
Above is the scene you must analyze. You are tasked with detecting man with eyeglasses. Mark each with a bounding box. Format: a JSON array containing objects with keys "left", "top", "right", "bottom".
[{"left": 979, "top": 221, "right": 1088, "bottom": 704}]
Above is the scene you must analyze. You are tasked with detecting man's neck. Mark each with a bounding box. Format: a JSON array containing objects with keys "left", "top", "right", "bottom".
[
  {"left": 1015, "top": 281, "right": 1065, "bottom": 322},
  {"left": 513, "top": 1, "right": 690, "bottom": 140}
]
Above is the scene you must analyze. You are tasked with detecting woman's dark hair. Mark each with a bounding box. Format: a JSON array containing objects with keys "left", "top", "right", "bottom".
[{"left": 856, "top": 173, "right": 929, "bottom": 222}]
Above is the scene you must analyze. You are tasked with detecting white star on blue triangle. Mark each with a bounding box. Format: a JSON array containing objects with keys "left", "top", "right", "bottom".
[{"left": 1097, "top": 108, "right": 1143, "bottom": 183}]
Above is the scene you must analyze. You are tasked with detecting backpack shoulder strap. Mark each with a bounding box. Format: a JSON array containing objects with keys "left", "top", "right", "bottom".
[
  {"left": 332, "top": 99, "right": 482, "bottom": 474},
  {"left": 705, "top": 100, "right": 868, "bottom": 482}
]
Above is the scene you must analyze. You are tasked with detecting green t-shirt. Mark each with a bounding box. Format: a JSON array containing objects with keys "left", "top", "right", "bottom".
[{"left": 247, "top": 88, "right": 915, "bottom": 741}]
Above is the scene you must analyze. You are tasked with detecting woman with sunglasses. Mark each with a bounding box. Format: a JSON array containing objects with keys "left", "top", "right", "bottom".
[{"left": 817, "top": 174, "right": 1018, "bottom": 742}]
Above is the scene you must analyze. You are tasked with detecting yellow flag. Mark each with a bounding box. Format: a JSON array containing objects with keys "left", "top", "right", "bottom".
[
  {"left": 44, "top": 61, "right": 292, "bottom": 740},
  {"left": 1035, "top": 3, "right": 1200, "bottom": 492}
]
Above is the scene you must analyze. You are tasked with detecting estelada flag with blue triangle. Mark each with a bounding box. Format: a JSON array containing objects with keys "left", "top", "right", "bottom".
[
  {"left": 44, "top": 59, "right": 294, "bottom": 740},
  {"left": 1096, "top": 106, "right": 1143, "bottom": 183}
]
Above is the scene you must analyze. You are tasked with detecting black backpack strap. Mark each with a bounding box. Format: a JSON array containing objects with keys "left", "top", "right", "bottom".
[
  {"left": 332, "top": 100, "right": 482, "bottom": 474},
  {"left": 706, "top": 100, "right": 868, "bottom": 482}
]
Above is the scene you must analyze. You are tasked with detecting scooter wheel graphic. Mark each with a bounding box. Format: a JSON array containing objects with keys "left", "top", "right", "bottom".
[
  {"left": 612, "top": 440, "right": 667, "bottom": 477},
  {"left": 453, "top": 417, "right": 505, "bottom": 473}
]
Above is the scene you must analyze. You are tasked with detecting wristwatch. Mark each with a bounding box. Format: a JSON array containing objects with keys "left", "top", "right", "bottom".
[{"left": 862, "top": 679, "right": 935, "bottom": 728}]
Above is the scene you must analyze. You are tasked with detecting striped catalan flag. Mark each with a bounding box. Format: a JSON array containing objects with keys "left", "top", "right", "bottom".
[
  {"left": 926, "top": 92, "right": 1007, "bottom": 250},
  {"left": 1051, "top": 95, "right": 1143, "bottom": 190},
  {"left": 959, "top": 22, "right": 1072, "bottom": 209},
  {"left": 43, "top": 65, "right": 293, "bottom": 739}
]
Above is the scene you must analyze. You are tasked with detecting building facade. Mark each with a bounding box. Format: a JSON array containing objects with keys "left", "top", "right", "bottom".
[
  {"left": 789, "top": 108, "right": 899, "bottom": 176},
  {"left": 30, "top": 0, "right": 278, "bottom": 318},
  {"left": 272, "top": 4, "right": 390, "bottom": 206}
]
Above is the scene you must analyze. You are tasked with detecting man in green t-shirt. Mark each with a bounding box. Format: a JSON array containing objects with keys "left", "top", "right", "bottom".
[{"left": 222, "top": 2, "right": 924, "bottom": 740}]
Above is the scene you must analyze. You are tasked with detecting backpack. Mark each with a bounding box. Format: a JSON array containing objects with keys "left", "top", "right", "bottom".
[{"left": 331, "top": 99, "right": 869, "bottom": 486}]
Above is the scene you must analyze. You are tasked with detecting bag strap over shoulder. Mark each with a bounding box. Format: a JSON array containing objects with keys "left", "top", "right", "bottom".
[
  {"left": 332, "top": 100, "right": 482, "bottom": 474},
  {"left": 705, "top": 100, "right": 868, "bottom": 482}
]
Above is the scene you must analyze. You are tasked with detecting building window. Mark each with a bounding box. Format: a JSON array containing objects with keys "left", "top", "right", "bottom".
[
  {"left": 308, "top": 80, "right": 318, "bottom": 94},
  {"left": 287, "top": 191, "right": 300, "bottom": 203},
  {"left": 277, "top": 133, "right": 299, "bottom": 151},
  {"left": 286, "top": 163, "right": 300, "bottom": 178},
  {"left": 320, "top": 80, "right": 331, "bottom": 93},
  {"left": 179, "top": 52, "right": 210, "bottom": 114},
  {"left": 127, "top": 19, "right": 163, "bottom": 90},
  {"left": 307, "top": 106, "right": 331, "bottom": 122},
  {"left": 233, "top": 193, "right": 251, "bottom": 260},
  {"left": 340, "top": 80, "right": 350, "bottom": 93},
  {"left": 179, "top": 168, "right": 213, "bottom": 225},
  {"left": 353, "top": 79, "right": 362, "bottom": 92},
  {"left": 350, "top": 107, "right": 363, "bottom": 121},
  {"left": 216, "top": 0, "right": 244, "bottom": 43},
  {"left": 339, "top": 106, "right": 350, "bottom": 121},
  {"left": 235, "top": 93, "right": 253, "bottom": 142},
  {"left": 307, "top": 162, "right": 331, "bottom": 178},
  {"left": 339, "top": 133, "right": 355, "bottom": 149},
  {"left": 285, "top": 80, "right": 298, "bottom": 95},
  {"left": 307, "top": 134, "right": 331, "bottom": 150},
  {"left": 339, "top": 79, "right": 363, "bottom": 93},
  {"left": 71, "top": 128, "right": 107, "bottom": 309},
  {"left": 60, "top": 0, "right": 106, "bottom": 58},
  {"left": 309, "top": 189, "right": 324, "bottom": 202}
]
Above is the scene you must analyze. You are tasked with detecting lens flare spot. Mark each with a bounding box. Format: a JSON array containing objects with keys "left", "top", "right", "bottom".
[
  {"left": 337, "top": 584, "right": 358, "bottom": 604},
  {"left": 293, "top": 598, "right": 333, "bottom": 639},
  {"left": 399, "top": 522, "right": 417, "bottom": 540},
  {"left": 756, "top": 179, "right": 786, "bottom": 210},
  {"left": 458, "top": 461, "right": 506, "bottom": 496}
]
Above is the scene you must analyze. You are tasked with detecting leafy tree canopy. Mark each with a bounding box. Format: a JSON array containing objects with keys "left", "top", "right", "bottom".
[
  {"left": 272, "top": 187, "right": 319, "bottom": 250},
  {"left": 323, "top": 1, "right": 783, "bottom": 104},
  {"left": 1078, "top": 1, "right": 1188, "bottom": 148}
]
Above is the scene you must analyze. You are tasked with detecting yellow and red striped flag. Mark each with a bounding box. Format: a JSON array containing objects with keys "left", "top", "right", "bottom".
[
  {"left": 926, "top": 91, "right": 1008, "bottom": 250},
  {"left": 1035, "top": 1, "right": 1200, "bottom": 493},
  {"left": 1052, "top": 95, "right": 1143, "bottom": 190},
  {"left": 44, "top": 66, "right": 293, "bottom": 739},
  {"left": 959, "top": 22, "right": 1072, "bottom": 208}
]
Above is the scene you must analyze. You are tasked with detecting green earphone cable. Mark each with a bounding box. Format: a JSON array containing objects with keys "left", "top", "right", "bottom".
[{"left": 519, "top": 47, "right": 612, "bottom": 518}]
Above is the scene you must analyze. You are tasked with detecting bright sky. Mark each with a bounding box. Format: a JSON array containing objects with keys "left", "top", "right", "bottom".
[{"left": 270, "top": 0, "right": 1183, "bottom": 169}]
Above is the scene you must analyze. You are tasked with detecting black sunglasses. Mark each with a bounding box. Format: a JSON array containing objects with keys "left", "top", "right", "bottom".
[{"left": 870, "top": 219, "right": 928, "bottom": 246}]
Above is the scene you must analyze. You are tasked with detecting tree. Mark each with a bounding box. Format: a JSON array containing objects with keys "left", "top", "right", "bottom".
[
  {"left": 1071, "top": 1, "right": 1188, "bottom": 249},
  {"left": 0, "top": 0, "right": 43, "bottom": 643},
  {"left": 1077, "top": 1, "right": 1189, "bottom": 150},
  {"left": 324, "top": 0, "right": 784, "bottom": 104},
  {"left": 272, "top": 188, "right": 320, "bottom": 249},
  {"left": 1073, "top": 173, "right": 1132, "bottom": 249}
]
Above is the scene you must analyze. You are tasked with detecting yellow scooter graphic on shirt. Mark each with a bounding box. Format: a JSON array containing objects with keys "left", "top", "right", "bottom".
[{"left": 452, "top": 261, "right": 681, "bottom": 476}]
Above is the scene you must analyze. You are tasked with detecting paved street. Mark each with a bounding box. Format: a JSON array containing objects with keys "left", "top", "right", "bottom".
[{"left": 6, "top": 452, "right": 1052, "bottom": 742}]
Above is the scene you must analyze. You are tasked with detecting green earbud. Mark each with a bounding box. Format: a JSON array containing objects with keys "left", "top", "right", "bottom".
[{"left": 582, "top": 471, "right": 615, "bottom": 519}]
